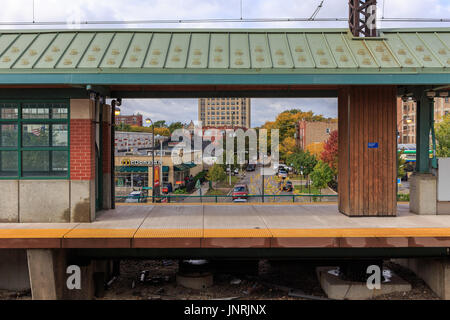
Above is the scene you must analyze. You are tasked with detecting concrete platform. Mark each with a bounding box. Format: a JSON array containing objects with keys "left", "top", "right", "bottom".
[{"left": 1, "top": 203, "right": 450, "bottom": 249}]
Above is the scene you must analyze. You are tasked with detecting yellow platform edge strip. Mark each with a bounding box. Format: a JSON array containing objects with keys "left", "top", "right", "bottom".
[{"left": 1, "top": 228, "right": 450, "bottom": 239}]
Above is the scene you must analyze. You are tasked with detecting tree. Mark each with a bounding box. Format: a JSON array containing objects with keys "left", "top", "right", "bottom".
[
  {"left": 280, "top": 136, "right": 298, "bottom": 160},
  {"left": 436, "top": 115, "right": 450, "bottom": 157},
  {"left": 397, "top": 149, "right": 406, "bottom": 179},
  {"left": 207, "top": 163, "right": 226, "bottom": 188},
  {"left": 310, "top": 160, "right": 334, "bottom": 193},
  {"left": 306, "top": 142, "right": 324, "bottom": 158},
  {"left": 286, "top": 150, "right": 317, "bottom": 177},
  {"left": 152, "top": 120, "right": 167, "bottom": 128},
  {"left": 169, "top": 121, "right": 184, "bottom": 133},
  {"left": 320, "top": 130, "right": 338, "bottom": 174}
]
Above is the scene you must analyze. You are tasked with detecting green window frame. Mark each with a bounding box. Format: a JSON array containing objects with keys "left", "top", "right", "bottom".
[{"left": 0, "top": 100, "right": 70, "bottom": 179}]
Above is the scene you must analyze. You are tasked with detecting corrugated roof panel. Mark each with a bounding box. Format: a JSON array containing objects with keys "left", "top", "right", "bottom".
[
  {"left": 14, "top": 33, "right": 56, "bottom": 69},
  {"left": 384, "top": 33, "right": 421, "bottom": 68},
  {"left": 165, "top": 33, "right": 190, "bottom": 68},
  {"left": 267, "top": 34, "right": 293, "bottom": 68},
  {"left": 0, "top": 34, "right": 36, "bottom": 69},
  {"left": 143, "top": 33, "right": 171, "bottom": 68},
  {"left": 230, "top": 33, "right": 250, "bottom": 68},
  {"left": 286, "top": 33, "right": 315, "bottom": 68},
  {"left": 121, "top": 33, "right": 152, "bottom": 68},
  {"left": 34, "top": 33, "right": 75, "bottom": 69},
  {"left": 417, "top": 33, "right": 450, "bottom": 67},
  {"left": 100, "top": 33, "right": 133, "bottom": 68},
  {"left": 0, "top": 34, "right": 18, "bottom": 58},
  {"left": 249, "top": 33, "right": 272, "bottom": 68},
  {"left": 398, "top": 33, "right": 442, "bottom": 68},
  {"left": 0, "top": 29, "right": 448, "bottom": 74},
  {"left": 208, "top": 33, "right": 229, "bottom": 68},
  {"left": 324, "top": 33, "right": 357, "bottom": 68},
  {"left": 56, "top": 33, "right": 95, "bottom": 68},
  {"left": 78, "top": 33, "right": 114, "bottom": 68},
  {"left": 364, "top": 39, "right": 400, "bottom": 68},
  {"left": 187, "top": 33, "right": 209, "bottom": 69},
  {"left": 306, "top": 33, "right": 337, "bottom": 68},
  {"left": 345, "top": 37, "right": 378, "bottom": 68}
]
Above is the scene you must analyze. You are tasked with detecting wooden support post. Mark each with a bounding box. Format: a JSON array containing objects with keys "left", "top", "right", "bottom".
[{"left": 338, "top": 86, "right": 397, "bottom": 216}]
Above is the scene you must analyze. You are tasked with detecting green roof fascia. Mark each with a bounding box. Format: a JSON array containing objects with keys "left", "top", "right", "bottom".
[{"left": 0, "top": 72, "right": 449, "bottom": 85}]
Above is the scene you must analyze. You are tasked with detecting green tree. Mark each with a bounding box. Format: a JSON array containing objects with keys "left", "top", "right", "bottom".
[
  {"left": 436, "top": 115, "right": 450, "bottom": 157},
  {"left": 207, "top": 163, "right": 226, "bottom": 188},
  {"left": 169, "top": 121, "right": 184, "bottom": 133},
  {"left": 286, "top": 150, "right": 317, "bottom": 177},
  {"left": 310, "top": 160, "right": 334, "bottom": 194},
  {"left": 397, "top": 149, "right": 406, "bottom": 179}
]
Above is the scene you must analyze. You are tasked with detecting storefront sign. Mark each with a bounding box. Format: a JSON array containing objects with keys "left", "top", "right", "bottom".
[
  {"left": 121, "top": 159, "right": 161, "bottom": 166},
  {"left": 154, "top": 166, "right": 160, "bottom": 187}
]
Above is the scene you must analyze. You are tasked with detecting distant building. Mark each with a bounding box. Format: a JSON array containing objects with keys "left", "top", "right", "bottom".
[
  {"left": 198, "top": 98, "right": 251, "bottom": 129},
  {"left": 296, "top": 120, "right": 338, "bottom": 150},
  {"left": 397, "top": 97, "right": 450, "bottom": 144},
  {"left": 115, "top": 114, "right": 143, "bottom": 127},
  {"left": 115, "top": 131, "right": 153, "bottom": 153}
]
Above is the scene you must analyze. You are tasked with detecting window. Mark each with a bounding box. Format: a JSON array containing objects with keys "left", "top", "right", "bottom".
[{"left": 0, "top": 101, "right": 69, "bottom": 178}]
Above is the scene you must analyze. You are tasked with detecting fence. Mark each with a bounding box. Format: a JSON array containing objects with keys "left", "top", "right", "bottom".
[{"left": 115, "top": 194, "right": 339, "bottom": 204}]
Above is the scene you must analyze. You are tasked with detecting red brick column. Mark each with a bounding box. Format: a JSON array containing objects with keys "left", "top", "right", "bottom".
[{"left": 70, "top": 119, "right": 95, "bottom": 180}]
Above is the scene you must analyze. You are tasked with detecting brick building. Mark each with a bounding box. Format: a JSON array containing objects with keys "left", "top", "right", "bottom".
[
  {"left": 115, "top": 113, "right": 143, "bottom": 127},
  {"left": 397, "top": 97, "right": 450, "bottom": 144},
  {"left": 296, "top": 120, "right": 338, "bottom": 150}
]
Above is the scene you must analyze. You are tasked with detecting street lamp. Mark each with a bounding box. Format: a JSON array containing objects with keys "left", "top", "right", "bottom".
[
  {"left": 114, "top": 107, "right": 121, "bottom": 116},
  {"left": 145, "top": 118, "right": 155, "bottom": 203}
]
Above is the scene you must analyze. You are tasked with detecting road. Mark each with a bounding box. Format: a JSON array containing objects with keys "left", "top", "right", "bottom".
[{"left": 238, "top": 165, "right": 294, "bottom": 203}]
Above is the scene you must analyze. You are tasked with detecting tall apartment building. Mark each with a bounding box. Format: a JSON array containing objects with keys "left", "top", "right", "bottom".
[
  {"left": 397, "top": 97, "right": 450, "bottom": 144},
  {"left": 198, "top": 98, "right": 251, "bottom": 129},
  {"left": 115, "top": 113, "right": 143, "bottom": 127}
]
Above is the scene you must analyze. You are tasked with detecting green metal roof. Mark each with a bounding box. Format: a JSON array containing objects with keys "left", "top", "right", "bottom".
[{"left": 0, "top": 28, "right": 449, "bottom": 73}]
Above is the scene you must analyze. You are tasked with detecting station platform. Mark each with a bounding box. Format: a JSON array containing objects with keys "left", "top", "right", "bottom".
[{"left": 1, "top": 203, "right": 450, "bottom": 249}]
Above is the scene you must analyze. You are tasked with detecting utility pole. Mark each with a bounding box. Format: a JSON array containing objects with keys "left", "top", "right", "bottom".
[{"left": 349, "top": 0, "right": 377, "bottom": 37}]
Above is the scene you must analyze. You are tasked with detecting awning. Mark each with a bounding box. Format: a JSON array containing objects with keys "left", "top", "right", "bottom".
[
  {"left": 174, "top": 162, "right": 196, "bottom": 172},
  {"left": 116, "top": 166, "right": 148, "bottom": 173}
]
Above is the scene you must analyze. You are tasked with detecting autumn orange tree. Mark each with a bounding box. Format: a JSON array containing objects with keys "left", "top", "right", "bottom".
[{"left": 260, "top": 109, "right": 334, "bottom": 161}]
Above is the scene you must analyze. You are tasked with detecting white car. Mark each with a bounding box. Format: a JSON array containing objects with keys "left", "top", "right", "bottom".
[
  {"left": 278, "top": 169, "right": 288, "bottom": 179},
  {"left": 125, "top": 191, "right": 145, "bottom": 203}
]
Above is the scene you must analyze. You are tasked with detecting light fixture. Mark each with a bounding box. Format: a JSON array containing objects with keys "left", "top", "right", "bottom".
[
  {"left": 145, "top": 118, "right": 151, "bottom": 124},
  {"left": 114, "top": 107, "right": 121, "bottom": 116},
  {"left": 426, "top": 91, "right": 436, "bottom": 98},
  {"left": 439, "top": 91, "right": 449, "bottom": 97}
]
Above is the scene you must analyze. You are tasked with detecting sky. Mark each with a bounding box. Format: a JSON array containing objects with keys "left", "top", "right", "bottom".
[{"left": 1, "top": 0, "right": 449, "bottom": 126}]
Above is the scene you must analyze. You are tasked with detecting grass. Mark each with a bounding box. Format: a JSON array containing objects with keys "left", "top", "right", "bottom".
[
  {"left": 397, "top": 193, "right": 410, "bottom": 201},
  {"left": 206, "top": 189, "right": 229, "bottom": 196},
  {"left": 215, "top": 175, "right": 239, "bottom": 188},
  {"left": 294, "top": 185, "right": 322, "bottom": 195}
]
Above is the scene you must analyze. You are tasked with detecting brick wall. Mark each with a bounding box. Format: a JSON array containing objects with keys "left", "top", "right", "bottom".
[{"left": 70, "top": 119, "right": 95, "bottom": 180}]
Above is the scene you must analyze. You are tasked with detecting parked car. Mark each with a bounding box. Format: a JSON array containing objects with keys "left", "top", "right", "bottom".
[
  {"left": 125, "top": 191, "right": 146, "bottom": 203},
  {"left": 246, "top": 164, "right": 256, "bottom": 172},
  {"left": 232, "top": 184, "right": 249, "bottom": 201},
  {"left": 279, "top": 181, "right": 293, "bottom": 192},
  {"left": 278, "top": 169, "right": 288, "bottom": 179}
]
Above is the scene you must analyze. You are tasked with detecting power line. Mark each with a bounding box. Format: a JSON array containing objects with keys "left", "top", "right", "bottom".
[{"left": 0, "top": 17, "right": 448, "bottom": 26}]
